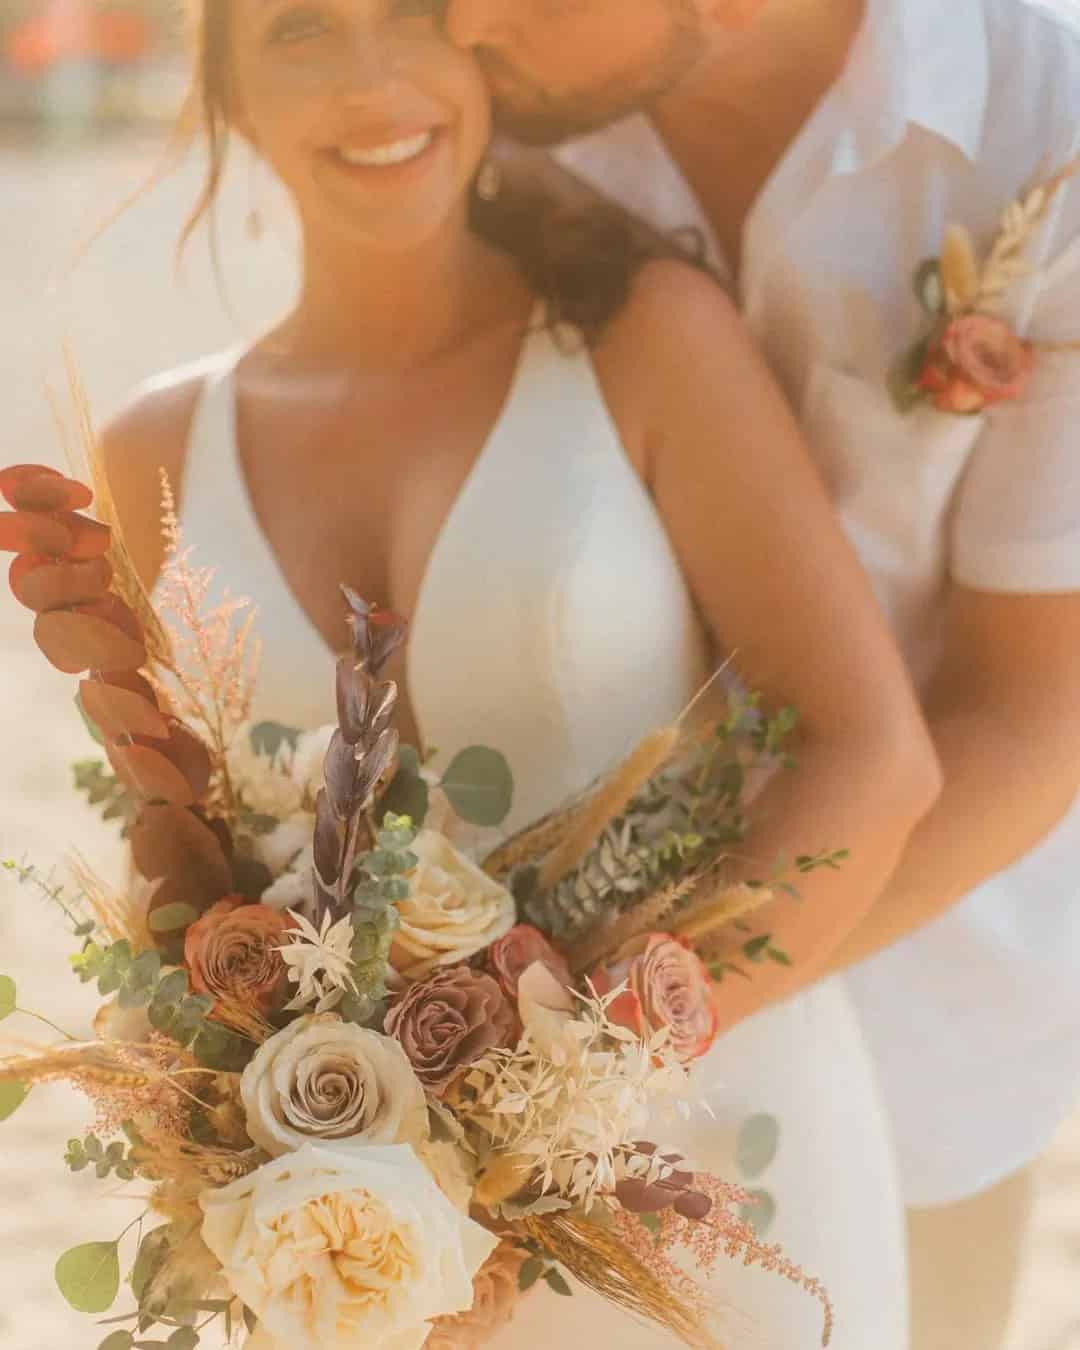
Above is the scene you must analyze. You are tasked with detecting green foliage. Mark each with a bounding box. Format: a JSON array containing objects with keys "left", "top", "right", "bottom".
[
  {"left": 735, "top": 1113, "right": 781, "bottom": 1180},
  {"left": 73, "top": 760, "right": 137, "bottom": 836},
  {"left": 72, "top": 942, "right": 247, "bottom": 1071},
  {"left": 0, "top": 974, "right": 15, "bottom": 1021},
  {"left": 2, "top": 858, "right": 96, "bottom": 937},
  {"left": 65, "top": 1132, "right": 139, "bottom": 1183},
  {"left": 912, "top": 258, "right": 946, "bottom": 315},
  {"left": 340, "top": 814, "right": 416, "bottom": 1026},
  {"left": 55, "top": 1240, "right": 121, "bottom": 1313},
  {"left": 98, "top": 1332, "right": 134, "bottom": 1350},
  {"left": 440, "top": 746, "right": 514, "bottom": 827},
  {"left": 0, "top": 1081, "right": 30, "bottom": 1121},
  {"left": 517, "top": 1247, "right": 574, "bottom": 1297},
  {"left": 381, "top": 745, "right": 430, "bottom": 827},
  {"left": 249, "top": 722, "right": 301, "bottom": 758},
  {"left": 75, "top": 691, "right": 106, "bottom": 746}
]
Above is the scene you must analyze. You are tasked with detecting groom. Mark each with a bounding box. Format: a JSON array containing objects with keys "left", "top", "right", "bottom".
[{"left": 446, "top": 0, "right": 1080, "bottom": 1346}]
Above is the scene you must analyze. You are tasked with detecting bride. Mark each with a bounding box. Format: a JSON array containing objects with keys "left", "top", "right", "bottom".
[{"left": 101, "top": 1, "right": 938, "bottom": 1344}]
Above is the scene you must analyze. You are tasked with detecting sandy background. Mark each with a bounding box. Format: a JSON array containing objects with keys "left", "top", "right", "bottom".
[{"left": 0, "top": 131, "right": 1077, "bottom": 1348}]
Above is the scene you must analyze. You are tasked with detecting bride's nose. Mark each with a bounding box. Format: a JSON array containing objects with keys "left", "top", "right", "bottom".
[{"left": 334, "top": 33, "right": 399, "bottom": 99}]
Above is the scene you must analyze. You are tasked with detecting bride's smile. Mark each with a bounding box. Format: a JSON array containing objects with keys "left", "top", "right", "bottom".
[{"left": 232, "top": 0, "right": 491, "bottom": 249}]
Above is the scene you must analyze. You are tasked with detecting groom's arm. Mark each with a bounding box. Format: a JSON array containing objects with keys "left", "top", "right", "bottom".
[{"left": 826, "top": 585, "right": 1080, "bottom": 972}]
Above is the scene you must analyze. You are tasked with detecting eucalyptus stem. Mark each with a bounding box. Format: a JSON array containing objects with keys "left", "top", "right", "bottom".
[{"left": 15, "top": 1008, "right": 79, "bottom": 1042}]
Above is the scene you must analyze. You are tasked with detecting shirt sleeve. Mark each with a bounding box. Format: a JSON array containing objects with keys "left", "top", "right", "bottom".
[{"left": 950, "top": 142, "right": 1080, "bottom": 594}]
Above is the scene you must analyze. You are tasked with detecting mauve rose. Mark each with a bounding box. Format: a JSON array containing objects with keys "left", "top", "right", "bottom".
[
  {"left": 487, "top": 925, "right": 571, "bottom": 1002},
  {"left": 919, "top": 315, "right": 1034, "bottom": 412},
  {"left": 184, "top": 898, "right": 292, "bottom": 1014},
  {"left": 426, "top": 1242, "right": 530, "bottom": 1350},
  {"left": 591, "top": 934, "right": 718, "bottom": 1063},
  {"left": 385, "top": 965, "right": 518, "bottom": 1096}
]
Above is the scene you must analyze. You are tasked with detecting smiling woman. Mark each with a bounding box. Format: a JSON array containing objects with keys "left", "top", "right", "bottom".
[{"left": 84, "top": 0, "right": 942, "bottom": 1346}]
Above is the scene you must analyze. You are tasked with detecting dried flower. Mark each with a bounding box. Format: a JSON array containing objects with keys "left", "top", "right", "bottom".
[
  {"left": 487, "top": 924, "right": 571, "bottom": 1002},
  {"left": 240, "top": 1014, "right": 428, "bottom": 1156},
  {"left": 426, "top": 1242, "right": 530, "bottom": 1350},
  {"left": 184, "top": 898, "right": 292, "bottom": 1014},
  {"left": 391, "top": 831, "right": 516, "bottom": 980},
  {"left": 591, "top": 934, "right": 718, "bottom": 1063},
  {"left": 278, "top": 909, "right": 358, "bottom": 1013},
  {"left": 385, "top": 965, "right": 517, "bottom": 1097},
  {"left": 459, "top": 971, "right": 688, "bottom": 1211}
]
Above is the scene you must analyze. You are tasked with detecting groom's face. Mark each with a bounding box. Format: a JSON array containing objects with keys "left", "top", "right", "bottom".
[{"left": 444, "top": 0, "right": 710, "bottom": 144}]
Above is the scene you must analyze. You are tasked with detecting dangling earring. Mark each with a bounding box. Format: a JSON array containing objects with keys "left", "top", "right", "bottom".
[
  {"left": 246, "top": 154, "right": 264, "bottom": 241},
  {"left": 476, "top": 158, "right": 503, "bottom": 203}
]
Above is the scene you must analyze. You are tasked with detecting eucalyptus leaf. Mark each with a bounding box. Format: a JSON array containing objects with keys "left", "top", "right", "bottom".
[
  {"left": 98, "top": 1333, "right": 134, "bottom": 1350},
  {"left": 0, "top": 1080, "right": 30, "bottom": 1121},
  {"left": 735, "top": 1113, "right": 781, "bottom": 1180},
  {"left": 148, "top": 904, "right": 200, "bottom": 935},
  {"left": 518, "top": 1256, "right": 544, "bottom": 1292},
  {"left": 55, "top": 1240, "right": 121, "bottom": 1313},
  {"left": 75, "top": 691, "right": 106, "bottom": 746},
  {"left": 0, "top": 974, "right": 15, "bottom": 1021},
  {"left": 544, "top": 1268, "right": 573, "bottom": 1297},
  {"left": 167, "top": 1329, "right": 199, "bottom": 1350},
  {"left": 380, "top": 763, "right": 429, "bottom": 828},
  {"left": 250, "top": 722, "right": 302, "bottom": 757},
  {"left": 738, "top": 1188, "right": 777, "bottom": 1238},
  {"left": 440, "top": 746, "right": 514, "bottom": 826},
  {"left": 912, "top": 257, "right": 946, "bottom": 315},
  {"left": 887, "top": 335, "right": 933, "bottom": 415}
]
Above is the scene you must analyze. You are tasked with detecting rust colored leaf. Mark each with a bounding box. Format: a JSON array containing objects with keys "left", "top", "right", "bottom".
[
  {"left": 56, "top": 512, "right": 111, "bottom": 561},
  {"left": 106, "top": 741, "right": 195, "bottom": 806},
  {"left": 130, "top": 804, "right": 232, "bottom": 900},
  {"left": 101, "top": 669, "right": 160, "bottom": 704},
  {"left": 0, "top": 463, "right": 61, "bottom": 502},
  {"left": 34, "top": 610, "right": 146, "bottom": 675},
  {"left": 8, "top": 472, "right": 92, "bottom": 513},
  {"left": 78, "top": 594, "right": 143, "bottom": 643},
  {"left": 0, "top": 511, "right": 72, "bottom": 556},
  {"left": 335, "top": 657, "right": 368, "bottom": 745},
  {"left": 150, "top": 718, "right": 212, "bottom": 802},
  {"left": 78, "top": 680, "right": 168, "bottom": 741},
  {"left": 9, "top": 555, "right": 112, "bottom": 611},
  {"left": 313, "top": 788, "right": 342, "bottom": 887}
]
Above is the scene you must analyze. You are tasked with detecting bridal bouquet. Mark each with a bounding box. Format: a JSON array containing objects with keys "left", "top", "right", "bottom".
[{"left": 0, "top": 460, "right": 832, "bottom": 1349}]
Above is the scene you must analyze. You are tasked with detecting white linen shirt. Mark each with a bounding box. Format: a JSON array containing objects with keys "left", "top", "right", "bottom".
[{"left": 556, "top": 0, "right": 1080, "bottom": 1206}]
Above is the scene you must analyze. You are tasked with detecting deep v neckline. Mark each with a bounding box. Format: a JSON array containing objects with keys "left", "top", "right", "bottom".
[{"left": 222, "top": 304, "right": 544, "bottom": 727}]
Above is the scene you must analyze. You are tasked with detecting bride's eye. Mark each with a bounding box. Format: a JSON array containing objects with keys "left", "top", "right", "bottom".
[{"left": 266, "top": 6, "right": 331, "bottom": 45}]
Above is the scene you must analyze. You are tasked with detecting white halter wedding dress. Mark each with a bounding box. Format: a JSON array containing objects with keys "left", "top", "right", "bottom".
[{"left": 152, "top": 316, "right": 907, "bottom": 1349}]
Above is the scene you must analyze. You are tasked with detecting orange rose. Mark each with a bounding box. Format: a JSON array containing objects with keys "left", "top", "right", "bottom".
[
  {"left": 184, "top": 898, "right": 293, "bottom": 1014},
  {"left": 591, "top": 934, "right": 718, "bottom": 1063},
  {"left": 426, "top": 1242, "right": 529, "bottom": 1350},
  {"left": 918, "top": 314, "right": 1034, "bottom": 413}
]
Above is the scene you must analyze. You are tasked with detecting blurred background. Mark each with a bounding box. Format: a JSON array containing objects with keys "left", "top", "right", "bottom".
[{"left": 0, "top": 2, "right": 1078, "bottom": 1346}]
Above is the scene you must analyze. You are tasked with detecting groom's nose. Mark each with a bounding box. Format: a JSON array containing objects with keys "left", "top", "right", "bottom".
[{"left": 445, "top": 0, "right": 513, "bottom": 47}]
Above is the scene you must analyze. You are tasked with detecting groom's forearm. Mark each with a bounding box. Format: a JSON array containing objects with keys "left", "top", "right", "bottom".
[{"left": 825, "top": 698, "right": 1080, "bottom": 974}]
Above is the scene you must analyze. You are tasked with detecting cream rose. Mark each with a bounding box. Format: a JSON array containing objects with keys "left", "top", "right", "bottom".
[
  {"left": 391, "top": 830, "right": 516, "bottom": 979},
  {"left": 241, "top": 1014, "right": 428, "bottom": 1157},
  {"left": 200, "top": 1142, "right": 497, "bottom": 1350}
]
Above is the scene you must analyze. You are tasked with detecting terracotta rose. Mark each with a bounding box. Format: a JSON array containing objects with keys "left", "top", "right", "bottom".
[{"left": 184, "top": 897, "right": 292, "bottom": 1014}]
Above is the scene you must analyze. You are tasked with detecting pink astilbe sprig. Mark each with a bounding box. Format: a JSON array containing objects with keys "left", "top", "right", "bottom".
[
  {"left": 612, "top": 1173, "right": 834, "bottom": 1347},
  {"left": 152, "top": 470, "right": 261, "bottom": 820}
]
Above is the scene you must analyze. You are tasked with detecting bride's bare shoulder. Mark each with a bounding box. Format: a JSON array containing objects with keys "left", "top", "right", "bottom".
[{"left": 101, "top": 356, "right": 222, "bottom": 589}]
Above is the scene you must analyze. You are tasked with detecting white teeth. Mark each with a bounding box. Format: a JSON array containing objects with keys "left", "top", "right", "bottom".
[{"left": 337, "top": 131, "right": 434, "bottom": 167}]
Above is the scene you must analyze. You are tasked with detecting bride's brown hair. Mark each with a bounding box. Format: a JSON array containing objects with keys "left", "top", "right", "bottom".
[{"left": 176, "top": 0, "right": 707, "bottom": 344}]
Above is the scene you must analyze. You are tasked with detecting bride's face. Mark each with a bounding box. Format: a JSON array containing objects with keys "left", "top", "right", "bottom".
[{"left": 230, "top": 0, "right": 491, "bottom": 250}]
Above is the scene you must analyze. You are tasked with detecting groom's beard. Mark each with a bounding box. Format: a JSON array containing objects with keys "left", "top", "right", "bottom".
[{"left": 479, "top": 9, "right": 706, "bottom": 146}]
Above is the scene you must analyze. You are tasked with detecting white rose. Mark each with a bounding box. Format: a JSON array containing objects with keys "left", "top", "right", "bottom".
[
  {"left": 392, "top": 831, "right": 516, "bottom": 980},
  {"left": 254, "top": 816, "right": 315, "bottom": 878},
  {"left": 261, "top": 858, "right": 313, "bottom": 913},
  {"left": 200, "top": 1142, "right": 497, "bottom": 1350},
  {"left": 229, "top": 734, "right": 305, "bottom": 821},
  {"left": 289, "top": 725, "right": 336, "bottom": 802},
  {"left": 241, "top": 1015, "right": 428, "bottom": 1157}
]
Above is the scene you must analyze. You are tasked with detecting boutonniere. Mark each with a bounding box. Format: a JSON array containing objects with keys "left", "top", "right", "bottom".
[{"left": 890, "top": 160, "right": 1080, "bottom": 415}]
